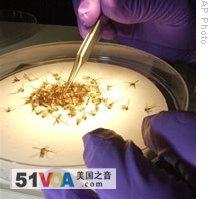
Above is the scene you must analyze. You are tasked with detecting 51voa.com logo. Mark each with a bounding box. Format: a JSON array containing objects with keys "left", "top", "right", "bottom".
[
  {"left": 15, "top": 171, "right": 74, "bottom": 188},
  {"left": 11, "top": 168, "right": 116, "bottom": 189}
]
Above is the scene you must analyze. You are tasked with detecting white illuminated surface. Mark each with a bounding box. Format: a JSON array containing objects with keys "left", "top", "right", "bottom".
[{"left": 0, "top": 62, "right": 168, "bottom": 167}]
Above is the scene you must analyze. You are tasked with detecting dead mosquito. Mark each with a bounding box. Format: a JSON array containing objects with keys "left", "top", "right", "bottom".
[
  {"left": 125, "top": 80, "right": 139, "bottom": 88},
  {"left": 81, "top": 112, "right": 87, "bottom": 120},
  {"left": 51, "top": 73, "right": 62, "bottom": 81},
  {"left": 106, "top": 85, "right": 113, "bottom": 91},
  {"left": 3, "top": 106, "right": 14, "bottom": 112},
  {"left": 76, "top": 118, "right": 82, "bottom": 125},
  {"left": 144, "top": 104, "right": 157, "bottom": 114},
  {"left": 105, "top": 101, "right": 115, "bottom": 109},
  {"left": 53, "top": 114, "right": 63, "bottom": 125},
  {"left": 41, "top": 110, "right": 50, "bottom": 118},
  {"left": 68, "top": 109, "right": 76, "bottom": 117},
  {"left": 11, "top": 86, "right": 24, "bottom": 94},
  {"left": 32, "top": 145, "right": 55, "bottom": 158},
  {"left": 121, "top": 99, "right": 130, "bottom": 111},
  {"left": 89, "top": 109, "right": 96, "bottom": 116},
  {"left": 12, "top": 76, "right": 21, "bottom": 83}
]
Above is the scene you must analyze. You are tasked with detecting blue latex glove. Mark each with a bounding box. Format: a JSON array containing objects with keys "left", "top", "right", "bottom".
[
  {"left": 43, "top": 111, "right": 195, "bottom": 199},
  {"left": 73, "top": 0, "right": 195, "bottom": 63}
]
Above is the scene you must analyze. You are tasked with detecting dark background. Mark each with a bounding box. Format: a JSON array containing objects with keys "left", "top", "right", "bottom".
[{"left": 0, "top": 0, "right": 77, "bottom": 26}]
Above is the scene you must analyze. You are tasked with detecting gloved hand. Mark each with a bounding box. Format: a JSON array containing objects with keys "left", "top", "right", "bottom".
[
  {"left": 43, "top": 111, "right": 195, "bottom": 199},
  {"left": 73, "top": 0, "right": 195, "bottom": 63},
  {"left": 142, "top": 111, "right": 196, "bottom": 188}
]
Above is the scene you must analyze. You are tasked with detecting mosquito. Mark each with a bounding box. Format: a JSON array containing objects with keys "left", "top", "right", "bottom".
[
  {"left": 106, "top": 85, "right": 113, "bottom": 91},
  {"left": 32, "top": 145, "right": 55, "bottom": 158},
  {"left": 53, "top": 114, "right": 68, "bottom": 125},
  {"left": 125, "top": 80, "right": 139, "bottom": 88},
  {"left": 11, "top": 86, "right": 24, "bottom": 94},
  {"left": 144, "top": 104, "right": 157, "bottom": 114},
  {"left": 81, "top": 112, "right": 87, "bottom": 120},
  {"left": 53, "top": 114, "right": 63, "bottom": 125},
  {"left": 52, "top": 73, "right": 62, "bottom": 81},
  {"left": 89, "top": 109, "right": 96, "bottom": 116},
  {"left": 68, "top": 109, "right": 76, "bottom": 117},
  {"left": 3, "top": 106, "right": 14, "bottom": 112},
  {"left": 76, "top": 118, "right": 82, "bottom": 125},
  {"left": 12, "top": 76, "right": 21, "bottom": 83},
  {"left": 41, "top": 110, "right": 50, "bottom": 118},
  {"left": 121, "top": 99, "right": 130, "bottom": 111}
]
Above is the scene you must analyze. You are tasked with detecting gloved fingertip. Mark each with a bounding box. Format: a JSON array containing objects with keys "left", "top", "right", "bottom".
[
  {"left": 82, "top": 128, "right": 107, "bottom": 145},
  {"left": 78, "top": 0, "right": 101, "bottom": 27},
  {"left": 83, "top": 128, "right": 127, "bottom": 167},
  {"left": 83, "top": 128, "right": 124, "bottom": 147},
  {"left": 83, "top": 128, "right": 110, "bottom": 167},
  {"left": 141, "top": 111, "right": 169, "bottom": 136},
  {"left": 83, "top": 128, "right": 122, "bottom": 142},
  {"left": 141, "top": 114, "right": 153, "bottom": 139}
]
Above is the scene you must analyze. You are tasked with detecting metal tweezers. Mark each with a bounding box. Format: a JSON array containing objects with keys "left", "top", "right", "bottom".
[{"left": 67, "top": 18, "right": 102, "bottom": 84}]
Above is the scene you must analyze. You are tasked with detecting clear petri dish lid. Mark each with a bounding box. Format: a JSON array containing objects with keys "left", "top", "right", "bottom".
[
  {"left": 0, "top": 42, "right": 189, "bottom": 170},
  {"left": 0, "top": 9, "right": 41, "bottom": 47}
]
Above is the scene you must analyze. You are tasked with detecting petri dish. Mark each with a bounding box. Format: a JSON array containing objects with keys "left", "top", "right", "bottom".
[
  {"left": 0, "top": 42, "right": 189, "bottom": 178},
  {"left": 0, "top": 10, "right": 41, "bottom": 47}
]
